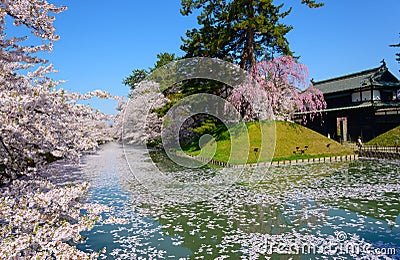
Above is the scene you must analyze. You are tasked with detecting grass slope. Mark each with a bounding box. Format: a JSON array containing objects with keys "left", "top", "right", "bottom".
[
  {"left": 273, "top": 121, "right": 353, "bottom": 161},
  {"left": 366, "top": 125, "right": 400, "bottom": 146},
  {"left": 185, "top": 121, "right": 353, "bottom": 164}
]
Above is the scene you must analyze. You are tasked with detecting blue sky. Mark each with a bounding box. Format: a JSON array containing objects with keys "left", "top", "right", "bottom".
[{"left": 16, "top": 0, "right": 400, "bottom": 114}]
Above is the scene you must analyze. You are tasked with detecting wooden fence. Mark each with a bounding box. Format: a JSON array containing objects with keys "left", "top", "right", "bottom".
[
  {"left": 358, "top": 145, "right": 400, "bottom": 159},
  {"left": 175, "top": 151, "right": 359, "bottom": 168}
]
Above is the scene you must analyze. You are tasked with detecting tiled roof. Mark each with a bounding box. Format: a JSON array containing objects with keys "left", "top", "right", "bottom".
[
  {"left": 313, "top": 67, "right": 379, "bottom": 94},
  {"left": 313, "top": 63, "right": 400, "bottom": 94}
]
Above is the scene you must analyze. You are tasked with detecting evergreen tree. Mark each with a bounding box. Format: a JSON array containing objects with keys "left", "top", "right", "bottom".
[
  {"left": 123, "top": 52, "right": 178, "bottom": 90},
  {"left": 390, "top": 33, "right": 400, "bottom": 71},
  {"left": 181, "top": 0, "right": 323, "bottom": 70}
]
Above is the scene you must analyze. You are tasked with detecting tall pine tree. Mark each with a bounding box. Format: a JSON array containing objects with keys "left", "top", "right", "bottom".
[
  {"left": 390, "top": 33, "right": 400, "bottom": 72},
  {"left": 181, "top": 0, "right": 323, "bottom": 70},
  {"left": 123, "top": 52, "right": 178, "bottom": 90}
]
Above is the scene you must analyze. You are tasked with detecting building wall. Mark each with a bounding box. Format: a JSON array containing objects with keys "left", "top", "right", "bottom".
[
  {"left": 305, "top": 66, "right": 400, "bottom": 143},
  {"left": 304, "top": 107, "right": 399, "bottom": 143}
]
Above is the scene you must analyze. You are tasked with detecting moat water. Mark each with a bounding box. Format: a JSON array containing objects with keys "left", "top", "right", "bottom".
[{"left": 66, "top": 143, "right": 399, "bottom": 259}]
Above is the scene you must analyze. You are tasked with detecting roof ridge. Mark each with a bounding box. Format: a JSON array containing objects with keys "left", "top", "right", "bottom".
[{"left": 314, "top": 66, "right": 381, "bottom": 85}]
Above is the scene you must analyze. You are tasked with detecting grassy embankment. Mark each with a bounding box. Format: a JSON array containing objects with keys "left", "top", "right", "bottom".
[
  {"left": 366, "top": 125, "right": 400, "bottom": 147},
  {"left": 183, "top": 121, "right": 354, "bottom": 165}
]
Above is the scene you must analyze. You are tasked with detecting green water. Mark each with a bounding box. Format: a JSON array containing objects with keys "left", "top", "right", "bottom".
[{"left": 71, "top": 143, "right": 399, "bottom": 259}]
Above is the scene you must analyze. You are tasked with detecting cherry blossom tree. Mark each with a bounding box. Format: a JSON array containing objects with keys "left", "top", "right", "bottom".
[
  {"left": 114, "top": 81, "right": 169, "bottom": 145},
  {"left": 0, "top": 1, "right": 117, "bottom": 181},
  {"left": 0, "top": 1, "right": 121, "bottom": 258},
  {"left": 227, "top": 56, "right": 326, "bottom": 122},
  {"left": 0, "top": 179, "right": 108, "bottom": 259}
]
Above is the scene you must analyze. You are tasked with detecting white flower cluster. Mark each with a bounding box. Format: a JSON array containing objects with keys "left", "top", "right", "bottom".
[
  {"left": 0, "top": 1, "right": 119, "bottom": 182},
  {"left": 0, "top": 1, "right": 122, "bottom": 257},
  {"left": 0, "top": 177, "right": 108, "bottom": 259},
  {"left": 114, "top": 80, "right": 169, "bottom": 145}
]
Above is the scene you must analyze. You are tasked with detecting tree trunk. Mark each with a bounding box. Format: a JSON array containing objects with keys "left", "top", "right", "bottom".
[{"left": 240, "top": 0, "right": 255, "bottom": 70}]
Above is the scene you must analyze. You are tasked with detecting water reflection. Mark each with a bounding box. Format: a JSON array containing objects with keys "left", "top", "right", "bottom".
[{"left": 72, "top": 143, "right": 399, "bottom": 259}]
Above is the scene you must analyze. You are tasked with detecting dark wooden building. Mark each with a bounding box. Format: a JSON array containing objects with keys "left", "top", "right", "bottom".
[{"left": 298, "top": 61, "right": 400, "bottom": 143}]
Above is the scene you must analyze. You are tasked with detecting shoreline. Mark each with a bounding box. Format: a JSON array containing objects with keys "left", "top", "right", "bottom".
[{"left": 173, "top": 150, "right": 359, "bottom": 168}]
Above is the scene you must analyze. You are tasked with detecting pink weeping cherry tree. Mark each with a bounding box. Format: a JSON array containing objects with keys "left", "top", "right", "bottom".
[{"left": 227, "top": 56, "right": 326, "bottom": 122}]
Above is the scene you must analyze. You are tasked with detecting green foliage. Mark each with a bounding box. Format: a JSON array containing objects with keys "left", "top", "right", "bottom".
[
  {"left": 190, "top": 117, "right": 228, "bottom": 139},
  {"left": 151, "top": 101, "right": 175, "bottom": 117},
  {"left": 151, "top": 92, "right": 185, "bottom": 117},
  {"left": 180, "top": 0, "right": 323, "bottom": 69},
  {"left": 123, "top": 52, "right": 179, "bottom": 90},
  {"left": 191, "top": 119, "right": 217, "bottom": 135},
  {"left": 182, "top": 117, "right": 228, "bottom": 151},
  {"left": 146, "top": 138, "right": 163, "bottom": 148},
  {"left": 300, "top": 0, "right": 324, "bottom": 8},
  {"left": 151, "top": 52, "right": 178, "bottom": 72},
  {"left": 122, "top": 69, "right": 147, "bottom": 90},
  {"left": 390, "top": 33, "right": 400, "bottom": 71},
  {"left": 180, "top": 79, "right": 227, "bottom": 96}
]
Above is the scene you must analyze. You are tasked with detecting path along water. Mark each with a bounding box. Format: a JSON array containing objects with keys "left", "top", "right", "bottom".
[{"left": 65, "top": 142, "right": 400, "bottom": 259}]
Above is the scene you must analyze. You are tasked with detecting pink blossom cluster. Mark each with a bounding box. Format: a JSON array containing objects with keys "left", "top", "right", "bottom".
[
  {"left": 225, "top": 80, "right": 271, "bottom": 121},
  {"left": 227, "top": 56, "right": 326, "bottom": 122}
]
